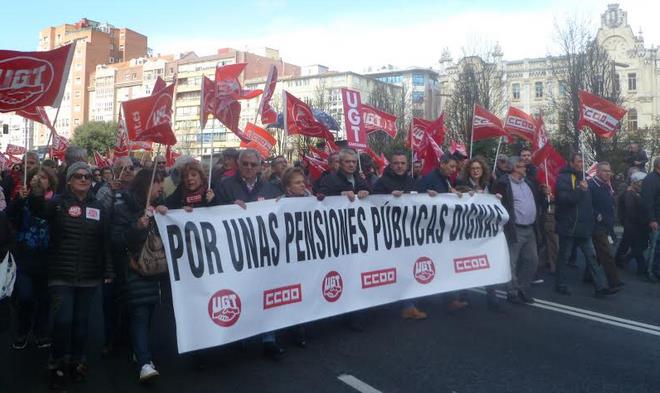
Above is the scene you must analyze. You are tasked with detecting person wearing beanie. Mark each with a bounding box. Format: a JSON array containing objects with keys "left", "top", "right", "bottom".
[{"left": 29, "top": 160, "right": 113, "bottom": 389}]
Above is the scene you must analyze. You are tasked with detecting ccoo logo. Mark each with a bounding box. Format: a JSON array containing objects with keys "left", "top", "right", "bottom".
[
  {"left": 414, "top": 256, "right": 435, "bottom": 284},
  {"left": 208, "top": 289, "right": 241, "bottom": 327},
  {"left": 0, "top": 56, "right": 54, "bottom": 109},
  {"left": 322, "top": 271, "right": 343, "bottom": 302}
]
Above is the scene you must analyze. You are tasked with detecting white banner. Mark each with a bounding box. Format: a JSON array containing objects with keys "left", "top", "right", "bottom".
[{"left": 155, "top": 193, "right": 511, "bottom": 353}]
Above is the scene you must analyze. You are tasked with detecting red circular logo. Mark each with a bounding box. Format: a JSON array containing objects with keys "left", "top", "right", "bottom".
[
  {"left": 207, "top": 289, "right": 241, "bottom": 327},
  {"left": 68, "top": 206, "right": 82, "bottom": 217},
  {"left": 0, "top": 56, "right": 54, "bottom": 110},
  {"left": 413, "top": 256, "right": 435, "bottom": 284},
  {"left": 322, "top": 271, "right": 343, "bottom": 302}
]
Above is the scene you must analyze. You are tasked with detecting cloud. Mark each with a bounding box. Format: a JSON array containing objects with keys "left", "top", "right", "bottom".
[{"left": 150, "top": 0, "right": 660, "bottom": 72}]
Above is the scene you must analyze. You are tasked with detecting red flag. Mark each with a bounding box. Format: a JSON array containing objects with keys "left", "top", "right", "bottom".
[
  {"left": 303, "top": 155, "right": 328, "bottom": 182},
  {"left": 152, "top": 76, "right": 166, "bottom": 95},
  {"left": 535, "top": 144, "right": 566, "bottom": 191},
  {"left": 129, "top": 141, "right": 153, "bottom": 151},
  {"left": 532, "top": 114, "right": 549, "bottom": 152},
  {"left": 215, "top": 63, "right": 262, "bottom": 101},
  {"left": 365, "top": 147, "right": 387, "bottom": 174},
  {"left": 200, "top": 75, "right": 251, "bottom": 141},
  {"left": 50, "top": 134, "right": 69, "bottom": 160},
  {"left": 165, "top": 145, "right": 181, "bottom": 167},
  {"left": 420, "top": 137, "right": 444, "bottom": 176},
  {"left": 309, "top": 146, "right": 329, "bottom": 161},
  {"left": 16, "top": 106, "right": 55, "bottom": 132},
  {"left": 407, "top": 115, "right": 444, "bottom": 155},
  {"left": 240, "top": 122, "right": 276, "bottom": 158},
  {"left": 450, "top": 140, "right": 467, "bottom": 157},
  {"left": 7, "top": 154, "right": 22, "bottom": 164},
  {"left": 577, "top": 90, "right": 627, "bottom": 138},
  {"left": 504, "top": 106, "right": 536, "bottom": 142},
  {"left": 93, "top": 151, "right": 112, "bottom": 168},
  {"left": 258, "top": 64, "right": 278, "bottom": 125},
  {"left": 114, "top": 108, "right": 129, "bottom": 157},
  {"left": 472, "top": 105, "right": 508, "bottom": 141},
  {"left": 6, "top": 144, "right": 26, "bottom": 156},
  {"left": 0, "top": 153, "right": 8, "bottom": 171},
  {"left": 121, "top": 83, "right": 176, "bottom": 145},
  {"left": 341, "top": 88, "right": 367, "bottom": 150},
  {"left": 283, "top": 91, "right": 335, "bottom": 142},
  {"left": 585, "top": 162, "right": 598, "bottom": 179},
  {"left": 361, "top": 104, "right": 397, "bottom": 138},
  {"left": 0, "top": 44, "right": 75, "bottom": 112}
]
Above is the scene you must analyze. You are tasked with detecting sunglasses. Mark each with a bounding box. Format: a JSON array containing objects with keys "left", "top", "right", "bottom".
[
  {"left": 241, "top": 161, "right": 259, "bottom": 168},
  {"left": 72, "top": 173, "right": 92, "bottom": 180}
]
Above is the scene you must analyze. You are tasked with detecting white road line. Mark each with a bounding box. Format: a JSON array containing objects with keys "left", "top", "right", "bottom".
[
  {"left": 470, "top": 288, "right": 660, "bottom": 336},
  {"left": 338, "top": 374, "right": 384, "bottom": 393}
]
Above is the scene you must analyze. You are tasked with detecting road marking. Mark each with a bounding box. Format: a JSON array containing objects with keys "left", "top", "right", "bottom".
[
  {"left": 470, "top": 288, "right": 660, "bottom": 337},
  {"left": 338, "top": 374, "right": 383, "bottom": 393}
]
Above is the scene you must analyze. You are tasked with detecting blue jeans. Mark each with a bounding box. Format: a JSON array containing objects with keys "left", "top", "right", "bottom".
[
  {"left": 49, "top": 286, "right": 97, "bottom": 366},
  {"left": 14, "top": 273, "right": 49, "bottom": 338},
  {"left": 128, "top": 304, "right": 155, "bottom": 368},
  {"left": 556, "top": 235, "right": 607, "bottom": 291}
]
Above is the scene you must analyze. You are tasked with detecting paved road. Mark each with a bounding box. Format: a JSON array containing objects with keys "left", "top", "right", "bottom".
[{"left": 2, "top": 264, "right": 659, "bottom": 393}]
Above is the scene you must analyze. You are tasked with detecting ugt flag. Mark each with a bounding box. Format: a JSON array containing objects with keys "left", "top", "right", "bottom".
[
  {"left": 16, "top": 106, "right": 55, "bottom": 132},
  {"left": 283, "top": 91, "right": 335, "bottom": 143},
  {"left": 577, "top": 90, "right": 627, "bottom": 138},
  {"left": 121, "top": 82, "right": 177, "bottom": 145},
  {"left": 0, "top": 44, "right": 74, "bottom": 112},
  {"left": 341, "top": 88, "right": 367, "bottom": 150},
  {"left": 362, "top": 104, "right": 397, "bottom": 138},
  {"left": 257, "top": 64, "right": 278, "bottom": 125}
]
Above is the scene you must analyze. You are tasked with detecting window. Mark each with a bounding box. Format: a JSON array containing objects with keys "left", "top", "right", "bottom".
[
  {"left": 412, "top": 91, "right": 425, "bottom": 103},
  {"left": 628, "top": 73, "right": 636, "bottom": 91},
  {"left": 627, "top": 108, "right": 638, "bottom": 131},
  {"left": 74, "top": 104, "right": 80, "bottom": 112},
  {"left": 512, "top": 83, "right": 520, "bottom": 100},
  {"left": 559, "top": 82, "right": 567, "bottom": 96},
  {"left": 535, "top": 81, "right": 543, "bottom": 98},
  {"left": 74, "top": 118, "right": 80, "bottom": 126},
  {"left": 614, "top": 73, "right": 620, "bottom": 93},
  {"left": 412, "top": 74, "right": 425, "bottom": 86},
  {"left": 75, "top": 77, "right": 81, "bottom": 85}
]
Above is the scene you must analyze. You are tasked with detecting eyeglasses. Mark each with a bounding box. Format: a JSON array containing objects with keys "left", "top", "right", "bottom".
[
  {"left": 120, "top": 166, "right": 134, "bottom": 172},
  {"left": 72, "top": 173, "right": 91, "bottom": 180},
  {"left": 157, "top": 161, "right": 166, "bottom": 165},
  {"left": 241, "top": 161, "right": 259, "bottom": 168}
]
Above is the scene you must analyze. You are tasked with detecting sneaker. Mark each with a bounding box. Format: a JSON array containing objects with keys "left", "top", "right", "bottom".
[
  {"left": 139, "top": 362, "right": 160, "bottom": 382},
  {"left": 35, "top": 337, "right": 52, "bottom": 349},
  {"left": 401, "top": 306, "right": 428, "bottom": 320},
  {"left": 11, "top": 336, "right": 28, "bottom": 350},
  {"left": 49, "top": 368, "right": 66, "bottom": 390}
]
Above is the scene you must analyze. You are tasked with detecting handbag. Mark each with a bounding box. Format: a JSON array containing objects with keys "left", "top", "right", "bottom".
[
  {"left": 16, "top": 202, "right": 49, "bottom": 250},
  {"left": 0, "top": 252, "right": 16, "bottom": 300},
  {"left": 130, "top": 226, "right": 168, "bottom": 277}
]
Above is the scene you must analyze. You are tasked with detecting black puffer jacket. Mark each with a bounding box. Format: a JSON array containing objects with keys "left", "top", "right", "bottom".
[
  {"left": 165, "top": 184, "right": 219, "bottom": 209},
  {"left": 555, "top": 166, "right": 593, "bottom": 237},
  {"left": 641, "top": 170, "right": 660, "bottom": 224},
  {"left": 316, "top": 170, "right": 370, "bottom": 196},
  {"left": 111, "top": 191, "right": 160, "bottom": 308},
  {"left": 216, "top": 174, "right": 282, "bottom": 204},
  {"left": 31, "top": 190, "right": 112, "bottom": 283},
  {"left": 372, "top": 167, "right": 415, "bottom": 194}
]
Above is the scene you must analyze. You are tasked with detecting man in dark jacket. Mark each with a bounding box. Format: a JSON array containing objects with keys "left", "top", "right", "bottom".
[
  {"left": 492, "top": 156, "right": 546, "bottom": 304},
  {"left": 216, "top": 149, "right": 282, "bottom": 206},
  {"left": 554, "top": 153, "right": 617, "bottom": 297},
  {"left": 372, "top": 151, "right": 426, "bottom": 319},
  {"left": 626, "top": 143, "right": 648, "bottom": 173},
  {"left": 641, "top": 157, "right": 660, "bottom": 279},
  {"left": 415, "top": 155, "right": 457, "bottom": 194},
  {"left": 616, "top": 171, "right": 649, "bottom": 275},
  {"left": 214, "top": 149, "right": 284, "bottom": 360},
  {"left": 588, "top": 162, "right": 621, "bottom": 288},
  {"left": 317, "top": 149, "right": 370, "bottom": 199},
  {"left": 312, "top": 152, "right": 339, "bottom": 195}
]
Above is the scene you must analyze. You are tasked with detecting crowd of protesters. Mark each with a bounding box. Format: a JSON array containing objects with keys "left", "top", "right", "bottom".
[{"left": 0, "top": 141, "right": 659, "bottom": 390}]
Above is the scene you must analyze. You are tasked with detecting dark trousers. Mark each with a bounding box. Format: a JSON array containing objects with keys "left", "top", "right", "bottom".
[
  {"left": 14, "top": 272, "right": 49, "bottom": 338},
  {"left": 616, "top": 226, "right": 649, "bottom": 273},
  {"left": 556, "top": 235, "right": 607, "bottom": 291},
  {"left": 592, "top": 231, "right": 620, "bottom": 286},
  {"left": 49, "top": 286, "right": 97, "bottom": 366},
  {"left": 102, "top": 282, "right": 118, "bottom": 346},
  {"left": 128, "top": 304, "right": 155, "bottom": 368}
]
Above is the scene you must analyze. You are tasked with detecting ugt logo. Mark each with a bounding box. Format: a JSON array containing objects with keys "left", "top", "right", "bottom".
[
  {"left": 207, "top": 289, "right": 241, "bottom": 327},
  {"left": 322, "top": 271, "right": 343, "bottom": 302},
  {"left": 414, "top": 256, "right": 436, "bottom": 284},
  {"left": 0, "top": 56, "right": 53, "bottom": 109}
]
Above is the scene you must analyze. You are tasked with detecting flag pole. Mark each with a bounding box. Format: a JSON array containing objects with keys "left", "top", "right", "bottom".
[
  {"left": 469, "top": 104, "right": 475, "bottom": 159},
  {"left": 46, "top": 105, "right": 62, "bottom": 160},
  {"left": 492, "top": 136, "right": 503, "bottom": 175},
  {"left": 208, "top": 146, "right": 213, "bottom": 190},
  {"left": 145, "top": 143, "right": 162, "bottom": 211},
  {"left": 544, "top": 158, "right": 550, "bottom": 204},
  {"left": 23, "top": 118, "right": 28, "bottom": 187},
  {"left": 579, "top": 128, "right": 586, "bottom": 179}
]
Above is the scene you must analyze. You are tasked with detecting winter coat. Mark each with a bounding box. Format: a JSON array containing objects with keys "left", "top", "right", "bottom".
[
  {"left": 415, "top": 168, "right": 452, "bottom": 194},
  {"left": 165, "top": 184, "right": 219, "bottom": 209},
  {"left": 216, "top": 174, "right": 282, "bottom": 204},
  {"left": 316, "top": 170, "right": 370, "bottom": 196},
  {"left": 110, "top": 190, "right": 160, "bottom": 308},
  {"left": 621, "top": 189, "right": 648, "bottom": 233},
  {"left": 626, "top": 150, "right": 648, "bottom": 171},
  {"left": 30, "top": 189, "right": 112, "bottom": 283},
  {"left": 641, "top": 170, "right": 660, "bottom": 224},
  {"left": 372, "top": 167, "right": 416, "bottom": 194},
  {"left": 588, "top": 176, "right": 615, "bottom": 234},
  {"left": 555, "top": 166, "right": 594, "bottom": 237}
]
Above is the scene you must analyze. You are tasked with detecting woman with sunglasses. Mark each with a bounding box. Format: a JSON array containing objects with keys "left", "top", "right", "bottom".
[
  {"left": 29, "top": 162, "right": 113, "bottom": 389},
  {"left": 165, "top": 160, "right": 217, "bottom": 210}
]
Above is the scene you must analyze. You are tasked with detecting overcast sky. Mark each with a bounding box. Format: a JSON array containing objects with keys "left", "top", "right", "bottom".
[{"left": 1, "top": 0, "right": 658, "bottom": 72}]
